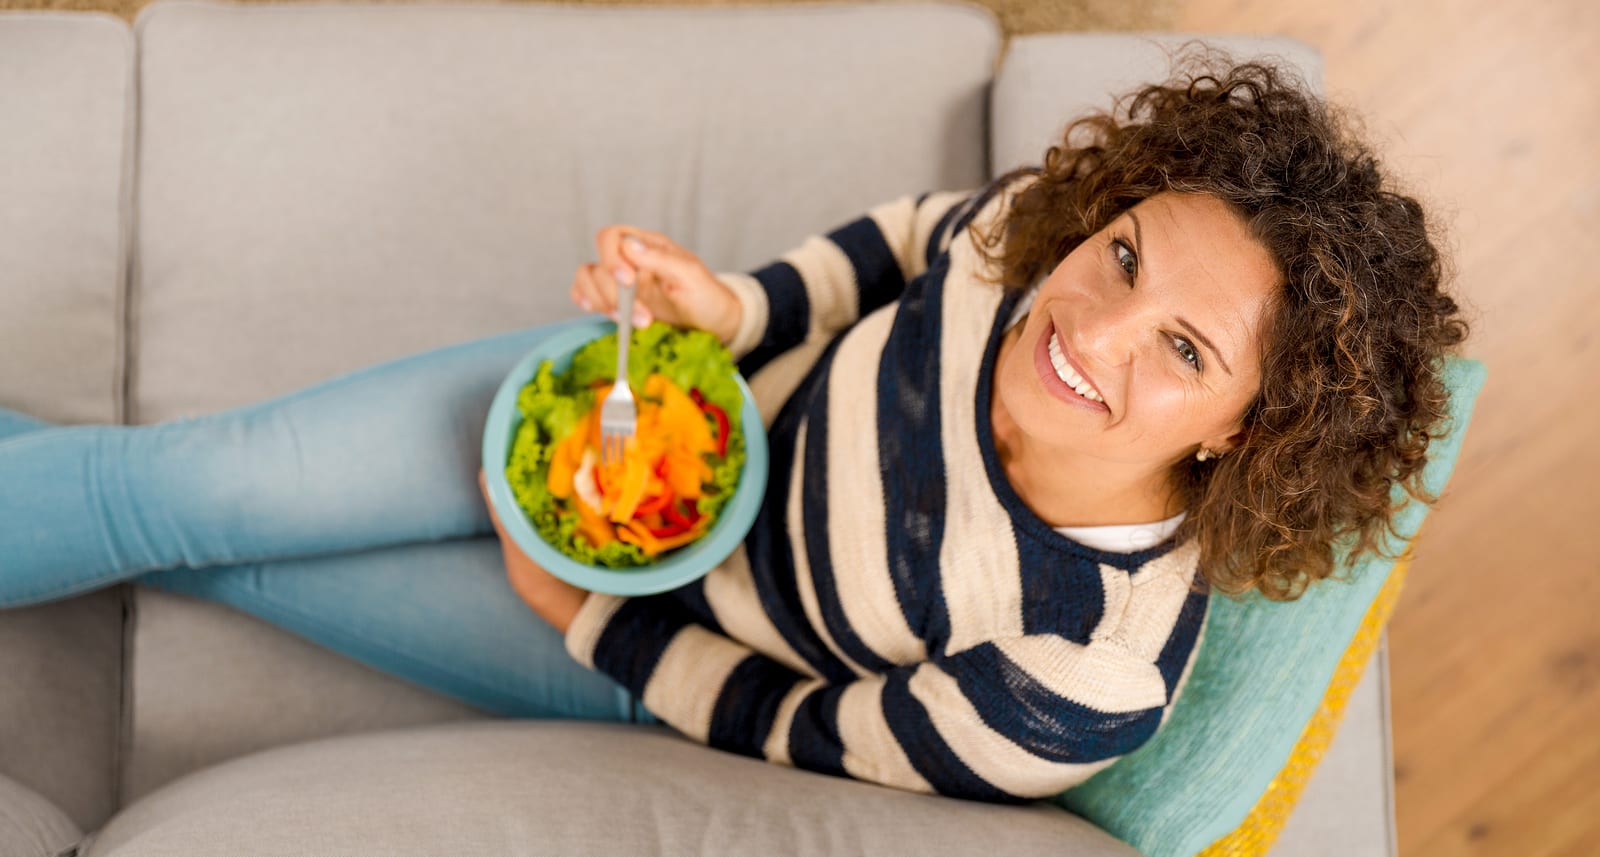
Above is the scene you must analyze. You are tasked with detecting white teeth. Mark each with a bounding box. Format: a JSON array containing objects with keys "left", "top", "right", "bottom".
[{"left": 1048, "top": 332, "right": 1104, "bottom": 403}]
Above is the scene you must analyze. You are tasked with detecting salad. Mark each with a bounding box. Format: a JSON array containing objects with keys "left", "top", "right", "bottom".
[{"left": 504, "top": 323, "right": 746, "bottom": 568}]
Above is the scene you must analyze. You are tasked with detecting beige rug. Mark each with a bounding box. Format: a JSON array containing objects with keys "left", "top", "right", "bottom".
[{"left": 0, "top": 0, "right": 1176, "bottom": 35}]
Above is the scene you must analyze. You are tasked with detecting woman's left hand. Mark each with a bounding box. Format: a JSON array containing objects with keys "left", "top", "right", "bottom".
[{"left": 478, "top": 471, "right": 590, "bottom": 634}]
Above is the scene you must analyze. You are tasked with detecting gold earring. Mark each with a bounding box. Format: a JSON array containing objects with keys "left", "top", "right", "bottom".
[{"left": 1196, "top": 448, "right": 1213, "bottom": 462}]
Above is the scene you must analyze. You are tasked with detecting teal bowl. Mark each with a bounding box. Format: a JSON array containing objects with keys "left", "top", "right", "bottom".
[{"left": 481, "top": 318, "right": 768, "bottom": 596}]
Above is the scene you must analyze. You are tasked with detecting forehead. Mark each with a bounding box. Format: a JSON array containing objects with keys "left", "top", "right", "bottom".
[{"left": 1120, "top": 193, "right": 1279, "bottom": 297}]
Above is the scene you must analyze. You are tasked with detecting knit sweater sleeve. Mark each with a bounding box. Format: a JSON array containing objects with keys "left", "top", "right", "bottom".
[
  {"left": 563, "top": 579, "right": 1208, "bottom": 803},
  {"left": 717, "top": 190, "right": 976, "bottom": 375}
]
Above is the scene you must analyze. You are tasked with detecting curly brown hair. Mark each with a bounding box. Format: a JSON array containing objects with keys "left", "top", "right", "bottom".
[{"left": 972, "top": 50, "right": 1469, "bottom": 601}]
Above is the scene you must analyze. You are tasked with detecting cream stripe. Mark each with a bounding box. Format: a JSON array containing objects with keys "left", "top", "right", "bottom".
[
  {"left": 562, "top": 593, "right": 626, "bottom": 669},
  {"left": 865, "top": 195, "right": 920, "bottom": 282},
  {"left": 823, "top": 306, "right": 925, "bottom": 665},
  {"left": 912, "top": 189, "right": 979, "bottom": 260},
  {"left": 744, "top": 337, "right": 831, "bottom": 431},
  {"left": 1129, "top": 538, "right": 1201, "bottom": 586},
  {"left": 640, "top": 625, "right": 752, "bottom": 744},
  {"left": 909, "top": 663, "right": 1120, "bottom": 798},
  {"left": 783, "top": 235, "right": 858, "bottom": 338},
  {"left": 1090, "top": 564, "right": 1132, "bottom": 644},
  {"left": 716, "top": 272, "right": 770, "bottom": 360},
  {"left": 1107, "top": 546, "right": 1202, "bottom": 662},
  {"left": 836, "top": 677, "right": 937, "bottom": 794},
  {"left": 937, "top": 227, "right": 1021, "bottom": 655},
  {"left": 786, "top": 419, "right": 867, "bottom": 676},
  {"left": 760, "top": 677, "right": 826, "bottom": 765},
  {"left": 991, "top": 636, "right": 1170, "bottom": 713},
  {"left": 702, "top": 547, "right": 815, "bottom": 678}
]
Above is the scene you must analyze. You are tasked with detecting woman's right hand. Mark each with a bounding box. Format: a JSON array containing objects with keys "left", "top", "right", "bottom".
[{"left": 570, "top": 226, "right": 743, "bottom": 347}]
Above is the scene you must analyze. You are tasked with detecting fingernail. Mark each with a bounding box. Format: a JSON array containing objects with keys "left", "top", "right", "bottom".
[
  {"left": 632, "top": 307, "right": 650, "bottom": 328},
  {"left": 576, "top": 297, "right": 593, "bottom": 312},
  {"left": 624, "top": 236, "right": 650, "bottom": 256},
  {"left": 612, "top": 266, "right": 635, "bottom": 286}
]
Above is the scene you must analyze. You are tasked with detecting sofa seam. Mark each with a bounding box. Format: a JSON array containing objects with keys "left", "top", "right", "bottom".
[{"left": 112, "top": 7, "right": 142, "bottom": 821}]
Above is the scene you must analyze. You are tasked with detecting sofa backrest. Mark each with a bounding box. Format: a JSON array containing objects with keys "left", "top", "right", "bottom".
[{"left": 127, "top": 0, "right": 999, "bottom": 424}]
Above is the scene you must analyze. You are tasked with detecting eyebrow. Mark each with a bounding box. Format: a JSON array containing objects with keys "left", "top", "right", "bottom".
[
  {"left": 1127, "top": 210, "right": 1234, "bottom": 376},
  {"left": 1176, "top": 317, "right": 1233, "bottom": 375}
]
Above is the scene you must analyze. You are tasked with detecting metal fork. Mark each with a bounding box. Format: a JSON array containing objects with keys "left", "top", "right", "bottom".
[{"left": 599, "top": 281, "right": 637, "bottom": 466}]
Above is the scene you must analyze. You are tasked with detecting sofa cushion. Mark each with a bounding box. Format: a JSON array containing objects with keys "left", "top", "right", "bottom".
[
  {"left": 0, "top": 15, "right": 134, "bottom": 830},
  {"left": 0, "top": 11, "right": 132, "bottom": 426},
  {"left": 86, "top": 721, "right": 1137, "bottom": 857},
  {"left": 122, "top": 588, "right": 483, "bottom": 804},
  {"left": 0, "top": 771, "right": 84, "bottom": 857}
]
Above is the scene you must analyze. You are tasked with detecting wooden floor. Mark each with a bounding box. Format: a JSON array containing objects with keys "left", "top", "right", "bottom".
[{"left": 1177, "top": 1, "right": 1600, "bottom": 855}]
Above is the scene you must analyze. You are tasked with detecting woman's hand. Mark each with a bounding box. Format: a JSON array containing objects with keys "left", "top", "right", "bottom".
[
  {"left": 478, "top": 471, "right": 589, "bottom": 635},
  {"left": 570, "top": 226, "right": 742, "bottom": 347}
]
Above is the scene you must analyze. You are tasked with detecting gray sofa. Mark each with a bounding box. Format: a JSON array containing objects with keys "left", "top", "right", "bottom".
[{"left": 0, "top": 3, "right": 1396, "bottom": 854}]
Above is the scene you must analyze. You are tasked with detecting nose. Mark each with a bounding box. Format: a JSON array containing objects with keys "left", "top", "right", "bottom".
[{"left": 1070, "top": 293, "right": 1147, "bottom": 370}]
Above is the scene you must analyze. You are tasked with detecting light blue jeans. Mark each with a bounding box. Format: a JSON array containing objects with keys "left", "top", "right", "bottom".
[{"left": 0, "top": 319, "right": 653, "bottom": 724}]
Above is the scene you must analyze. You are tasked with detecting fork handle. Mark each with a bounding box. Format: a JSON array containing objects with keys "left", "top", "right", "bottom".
[{"left": 615, "top": 282, "right": 635, "bottom": 390}]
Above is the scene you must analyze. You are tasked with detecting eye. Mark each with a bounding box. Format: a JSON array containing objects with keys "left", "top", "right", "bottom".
[
  {"left": 1172, "top": 335, "right": 1203, "bottom": 372},
  {"left": 1110, "top": 238, "right": 1138, "bottom": 281}
]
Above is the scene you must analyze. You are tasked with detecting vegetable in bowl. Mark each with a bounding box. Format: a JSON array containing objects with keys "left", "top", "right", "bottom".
[{"left": 504, "top": 323, "right": 746, "bottom": 568}]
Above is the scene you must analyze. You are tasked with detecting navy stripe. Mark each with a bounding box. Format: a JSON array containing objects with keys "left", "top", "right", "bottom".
[
  {"left": 707, "top": 655, "right": 802, "bottom": 756},
  {"left": 826, "top": 216, "right": 905, "bottom": 317},
  {"left": 1154, "top": 586, "right": 1210, "bottom": 694},
  {"left": 797, "top": 362, "right": 898, "bottom": 674},
  {"left": 876, "top": 255, "right": 953, "bottom": 654},
  {"left": 785, "top": 686, "right": 849, "bottom": 778},
  {"left": 947, "top": 642, "right": 1164, "bottom": 763},
  {"left": 737, "top": 261, "right": 810, "bottom": 378},
  {"left": 881, "top": 670, "right": 1022, "bottom": 803},
  {"left": 665, "top": 579, "right": 725, "bottom": 637},
  {"left": 741, "top": 338, "right": 857, "bottom": 683},
  {"left": 589, "top": 600, "right": 693, "bottom": 698},
  {"left": 1014, "top": 535, "right": 1105, "bottom": 642}
]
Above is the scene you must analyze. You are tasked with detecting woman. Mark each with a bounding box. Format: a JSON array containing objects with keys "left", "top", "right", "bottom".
[{"left": 0, "top": 58, "right": 1466, "bottom": 802}]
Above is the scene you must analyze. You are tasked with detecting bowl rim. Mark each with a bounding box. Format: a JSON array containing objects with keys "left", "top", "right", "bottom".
[{"left": 481, "top": 318, "right": 768, "bottom": 596}]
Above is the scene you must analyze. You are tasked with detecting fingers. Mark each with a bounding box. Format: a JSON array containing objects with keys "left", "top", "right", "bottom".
[
  {"left": 580, "top": 225, "right": 681, "bottom": 326},
  {"left": 569, "top": 261, "right": 646, "bottom": 326}
]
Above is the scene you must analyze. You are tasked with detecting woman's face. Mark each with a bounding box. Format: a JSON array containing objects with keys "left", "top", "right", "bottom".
[{"left": 994, "top": 192, "right": 1280, "bottom": 476}]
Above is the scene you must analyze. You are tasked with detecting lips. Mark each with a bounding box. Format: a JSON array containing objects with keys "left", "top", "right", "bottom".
[{"left": 1032, "top": 321, "right": 1109, "bottom": 412}]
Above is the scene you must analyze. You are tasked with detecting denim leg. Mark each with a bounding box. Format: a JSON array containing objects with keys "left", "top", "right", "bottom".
[
  {"left": 0, "top": 319, "right": 595, "bottom": 607},
  {"left": 0, "top": 406, "right": 51, "bottom": 438},
  {"left": 140, "top": 537, "right": 649, "bottom": 722}
]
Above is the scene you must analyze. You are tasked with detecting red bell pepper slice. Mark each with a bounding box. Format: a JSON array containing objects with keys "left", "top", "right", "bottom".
[
  {"left": 663, "top": 499, "right": 701, "bottom": 529},
  {"left": 633, "top": 485, "right": 673, "bottom": 517},
  {"left": 649, "top": 520, "right": 693, "bottom": 538},
  {"left": 689, "top": 388, "right": 730, "bottom": 458}
]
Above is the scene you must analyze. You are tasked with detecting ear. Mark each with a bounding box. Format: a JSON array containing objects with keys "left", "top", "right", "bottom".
[{"left": 1206, "top": 426, "right": 1250, "bottom": 458}]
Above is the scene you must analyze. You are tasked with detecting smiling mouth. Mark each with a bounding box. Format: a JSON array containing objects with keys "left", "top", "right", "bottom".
[{"left": 1033, "top": 322, "right": 1108, "bottom": 409}]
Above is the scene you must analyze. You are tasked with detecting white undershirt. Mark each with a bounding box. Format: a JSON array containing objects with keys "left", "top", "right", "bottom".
[{"left": 1004, "top": 284, "right": 1186, "bottom": 552}]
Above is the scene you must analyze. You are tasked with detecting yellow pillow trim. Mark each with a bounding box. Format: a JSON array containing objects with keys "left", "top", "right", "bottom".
[{"left": 1196, "top": 555, "right": 1411, "bottom": 856}]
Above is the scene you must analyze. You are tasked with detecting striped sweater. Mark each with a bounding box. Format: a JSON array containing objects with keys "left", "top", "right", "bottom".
[{"left": 564, "top": 178, "right": 1210, "bottom": 803}]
